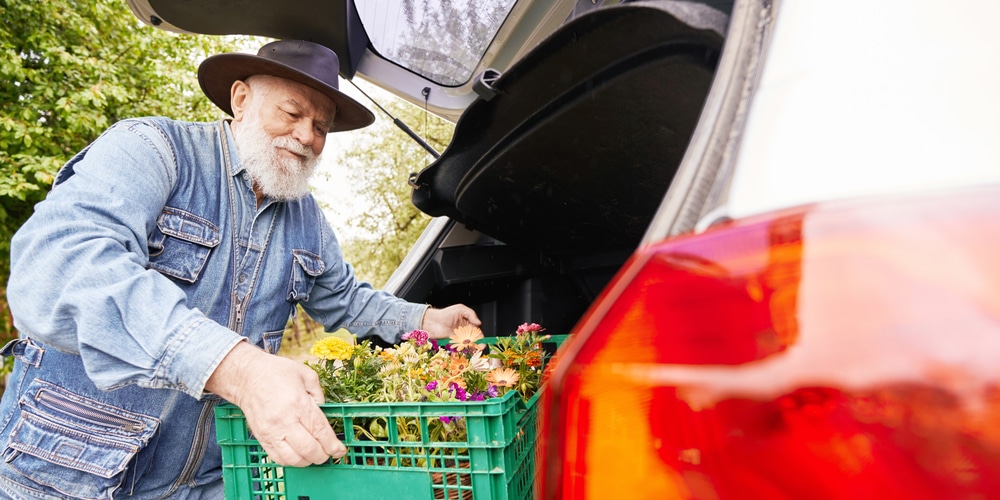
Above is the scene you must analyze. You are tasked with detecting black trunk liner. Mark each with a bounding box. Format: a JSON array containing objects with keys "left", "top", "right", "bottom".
[{"left": 411, "top": 1, "right": 726, "bottom": 260}]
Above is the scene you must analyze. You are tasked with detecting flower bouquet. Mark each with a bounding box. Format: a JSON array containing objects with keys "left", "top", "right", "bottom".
[{"left": 305, "top": 323, "right": 552, "bottom": 445}]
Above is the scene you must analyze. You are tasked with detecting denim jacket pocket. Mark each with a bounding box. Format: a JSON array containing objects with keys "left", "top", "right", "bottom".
[
  {"left": 286, "top": 249, "right": 325, "bottom": 302},
  {"left": 147, "top": 207, "right": 220, "bottom": 283},
  {"left": 3, "top": 380, "right": 160, "bottom": 500}
]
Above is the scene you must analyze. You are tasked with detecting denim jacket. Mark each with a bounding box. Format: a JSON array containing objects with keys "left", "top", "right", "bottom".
[{"left": 0, "top": 118, "right": 427, "bottom": 499}]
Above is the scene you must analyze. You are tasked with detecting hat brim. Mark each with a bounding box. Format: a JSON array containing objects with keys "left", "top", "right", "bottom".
[{"left": 198, "top": 53, "right": 375, "bottom": 133}]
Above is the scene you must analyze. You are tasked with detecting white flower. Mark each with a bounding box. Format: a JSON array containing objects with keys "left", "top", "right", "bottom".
[
  {"left": 469, "top": 350, "right": 491, "bottom": 372},
  {"left": 379, "top": 361, "right": 401, "bottom": 375},
  {"left": 391, "top": 343, "right": 421, "bottom": 364}
]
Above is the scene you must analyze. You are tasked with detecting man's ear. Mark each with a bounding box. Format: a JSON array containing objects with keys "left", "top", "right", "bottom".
[{"left": 230, "top": 80, "right": 251, "bottom": 122}]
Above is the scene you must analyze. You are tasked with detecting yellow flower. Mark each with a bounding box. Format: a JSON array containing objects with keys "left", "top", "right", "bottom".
[
  {"left": 450, "top": 325, "right": 485, "bottom": 352},
  {"left": 486, "top": 368, "right": 520, "bottom": 388},
  {"left": 310, "top": 337, "right": 355, "bottom": 361}
]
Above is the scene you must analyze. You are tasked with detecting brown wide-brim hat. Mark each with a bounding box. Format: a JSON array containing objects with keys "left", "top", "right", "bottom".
[{"left": 198, "top": 40, "right": 375, "bottom": 133}]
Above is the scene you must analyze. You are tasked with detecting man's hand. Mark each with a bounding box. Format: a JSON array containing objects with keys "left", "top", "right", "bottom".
[
  {"left": 206, "top": 342, "right": 345, "bottom": 467},
  {"left": 421, "top": 304, "right": 482, "bottom": 339}
]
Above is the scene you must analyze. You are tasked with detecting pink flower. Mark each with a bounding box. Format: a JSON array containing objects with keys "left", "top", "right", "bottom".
[
  {"left": 402, "top": 329, "right": 430, "bottom": 346},
  {"left": 516, "top": 323, "right": 545, "bottom": 335},
  {"left": 450, "top": 382, "right": 468, "bottom": 401}
]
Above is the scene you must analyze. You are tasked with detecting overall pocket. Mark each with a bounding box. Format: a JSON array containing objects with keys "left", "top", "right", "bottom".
[
  {"left": 147, "top": 207, "right": 220, "bottom": 283},
  {"left": 286, "top": 249, "right": 325, "bottom": 302},
  {"left": 3, "top": 380, "right": 160, "bottom": 500}
]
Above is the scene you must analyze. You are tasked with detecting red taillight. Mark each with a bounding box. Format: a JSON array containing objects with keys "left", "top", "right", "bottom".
[{"left": 538, "top": 186, "right": 1000, "bottom": 499}]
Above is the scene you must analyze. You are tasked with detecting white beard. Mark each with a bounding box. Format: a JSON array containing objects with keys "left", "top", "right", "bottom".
[{"left": 233, "top": 115, "right": 320, "bottom": 202}]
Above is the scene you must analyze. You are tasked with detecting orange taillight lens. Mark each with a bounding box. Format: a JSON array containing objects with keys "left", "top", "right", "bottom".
[{"left": 539, "top": 186, "right": 1000, "bottom": 499}]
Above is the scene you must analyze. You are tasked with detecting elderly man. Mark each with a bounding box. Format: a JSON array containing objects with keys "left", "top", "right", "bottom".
[{"left": 0, "top": 40, "right": 479, "bottom": 499}]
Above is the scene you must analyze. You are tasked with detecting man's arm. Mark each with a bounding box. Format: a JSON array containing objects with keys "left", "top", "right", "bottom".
[
  {"left": 8, "top": 119, "right": 242, "bottom": 398},
  {"left": 205, "top": 342, "right": 345, "bottom": 466},
  {"left": 300, "top": 207, "right": 481, "bottom": 343}
]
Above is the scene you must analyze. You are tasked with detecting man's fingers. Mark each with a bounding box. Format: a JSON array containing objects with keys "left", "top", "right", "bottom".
[
  {"left": 464, "top": 309, "right": 482, "bottom": 326},
  {"left": 303, "top": 404, "right": 347, "bottom": 459},
  {"left": 258, "top": 435, "right": 310, "bottom": 468},
  {"left": 456, "top": 306, "right": 481, "bottom": 327},
  {"left": 324, "top": 434, "right": 348, "bottom": 459},
  {"left": 421, "top": 304, "right": 482, "bottom": 338},
  {"left": 259, "top": 421, "right": 336, "bottom": 466}
]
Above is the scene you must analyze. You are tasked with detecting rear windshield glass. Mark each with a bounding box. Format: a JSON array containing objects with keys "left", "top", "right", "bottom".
[{"left": 357, "top": 0, "right": 516, "bottom": 86}]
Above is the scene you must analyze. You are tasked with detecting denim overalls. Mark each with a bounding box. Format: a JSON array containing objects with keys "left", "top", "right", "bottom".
[{"left": 0, "top": 118, "right": 425, "bottom": 498}]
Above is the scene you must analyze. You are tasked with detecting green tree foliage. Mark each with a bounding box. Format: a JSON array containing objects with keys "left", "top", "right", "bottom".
[
  {"left": 0, "top": 0, "right": 249, "bottom": 356},
  {"left": 333, "top": 89, "right": 455, "bottom": 288}
]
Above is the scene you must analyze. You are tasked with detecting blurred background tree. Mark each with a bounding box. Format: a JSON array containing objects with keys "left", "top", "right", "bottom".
[
  {"left": 335, "top": 94, "right": 453, "bottom": 288},
  {"left": 0, "top": 0, "right": 251, "bottom": 387}
]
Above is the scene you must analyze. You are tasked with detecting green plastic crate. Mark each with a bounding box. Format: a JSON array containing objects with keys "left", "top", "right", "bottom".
[{"left": 215, "top": 335, "right": 565, "bottom": 500}]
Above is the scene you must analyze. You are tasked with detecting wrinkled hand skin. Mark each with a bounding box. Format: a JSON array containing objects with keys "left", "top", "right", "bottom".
[
  {"left": 421, "top": 304, "right": 482, "bottom": 339},
  {"left": 206, "top": 342, "right": 345, "bottom": 467}
]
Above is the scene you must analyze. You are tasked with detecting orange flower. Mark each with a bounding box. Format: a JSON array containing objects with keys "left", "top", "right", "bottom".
[
  {"left": 448, "top": 354, "right": 469, "bottom": 375},
  {"left": 429, "top": 356, "right": 447, "bottom": 370},
  {"left": 504, "top": 353, "right": 521, "bottom": 367},
  {"left": 486, "top": 368, "right": 520, "bottom": 388},
  {"left": 523, "top": 350, "right": 543, "bottom": 368},
  {"left": 450, "top": 325, "right": 485, "bottom": 352}
]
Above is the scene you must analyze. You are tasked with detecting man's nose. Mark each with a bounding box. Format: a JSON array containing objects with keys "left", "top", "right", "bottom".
[{"left": 290, "top": 120, "right": 317, "bottom": 146}]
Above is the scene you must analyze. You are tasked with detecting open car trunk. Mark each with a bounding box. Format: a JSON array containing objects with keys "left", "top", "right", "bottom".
[
  {"left": 390, "top": 2, "right": 728, "bottom": 338},
  {"left": 125, "top": 0, "right": 732, "bottom": 339}
]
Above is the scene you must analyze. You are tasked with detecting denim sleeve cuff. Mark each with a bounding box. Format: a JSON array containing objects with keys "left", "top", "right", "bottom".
[
  {"left": 405, "top": 302, "right": 431, "bottom": 335},
  {"left": 160, "top": 317, "right": 245, "bottom": 399}
]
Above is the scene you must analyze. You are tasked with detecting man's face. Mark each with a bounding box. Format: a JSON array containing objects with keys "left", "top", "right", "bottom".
[{"left": 232, "top": 76, "right": 337, "bottom": 201}]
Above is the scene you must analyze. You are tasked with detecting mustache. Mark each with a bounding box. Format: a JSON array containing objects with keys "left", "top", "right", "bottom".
[{"left": 272, "top": 136, "right": 314, "bottom": 159}]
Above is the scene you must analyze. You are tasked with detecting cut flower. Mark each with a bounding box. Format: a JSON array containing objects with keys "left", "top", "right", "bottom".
[
  {"left": 450, "top": 325, "right": 486, "bottom": 353},
  {"left": 448, "top": 354, "right": 470, "bottom": 375},
  {"left": 305, "top": 322, "right": 553, "bottom": 444},
  {"left": 400, "top": 329, "right": 430, "bottom": 345},
  {"left": 486, "top": 367, "right": 520, "bottom": 388},
  {"left": 516, "top": 323, "right": 545, "bottom": 335},
  {"left": 310, "top": 336, "right": 355, "bottom": 361}
]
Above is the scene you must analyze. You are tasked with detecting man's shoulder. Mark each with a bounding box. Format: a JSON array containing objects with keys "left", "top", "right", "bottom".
[
  {"left": 100, "top": 118, "right": 228, "bottom": 154},
  {"left": 110, "top": 117, "right": 220, "bottom": 135}
]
